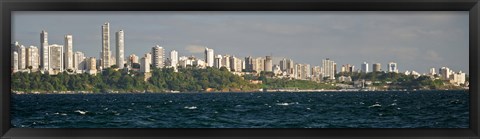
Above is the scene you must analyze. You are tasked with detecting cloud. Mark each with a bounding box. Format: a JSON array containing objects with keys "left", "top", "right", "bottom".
[{"left": 185, "top": 44, "right": 205, "bottom": 53}]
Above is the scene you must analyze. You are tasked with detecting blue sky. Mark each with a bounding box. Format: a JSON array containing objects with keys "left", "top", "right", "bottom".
[{"left": 12, "top": 11, "right": 469, "bottom": 74}]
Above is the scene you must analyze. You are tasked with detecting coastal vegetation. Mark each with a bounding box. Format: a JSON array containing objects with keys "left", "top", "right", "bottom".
[
  {"left": 12, "top": 67, "right": 465, "bottom": 93},
  {"left": 337, "top": 71, "right": 464, "bottom": 90},
  {"left": 12, "top": 67, "right": 259, "bottom": 93}
]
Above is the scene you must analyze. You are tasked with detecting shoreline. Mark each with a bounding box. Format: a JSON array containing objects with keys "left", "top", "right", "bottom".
[{"left": 11, "top": 89, "right": 469, "bottom": 95}]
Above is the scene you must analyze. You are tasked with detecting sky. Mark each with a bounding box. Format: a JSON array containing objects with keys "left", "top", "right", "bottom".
[{"left": 12, "top": 11, "right": 469, "bottom": 74}]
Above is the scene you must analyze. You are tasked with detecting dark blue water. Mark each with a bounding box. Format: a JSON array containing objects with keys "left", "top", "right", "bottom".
[{"left": 11, "top": 90, "right": 469, "bottom": 128}]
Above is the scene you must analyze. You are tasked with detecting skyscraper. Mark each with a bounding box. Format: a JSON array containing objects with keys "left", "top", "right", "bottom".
[
  {"left": 152, "top": 45, "right": 165, "bottom": 68},
  {"left": 322, "top": 58, "right": 335, "bottom": 80},
  {"left": 388, "top": 62, "right": 398, "bottom": 73},
  {"left": 26, "top": 46, "right": 39, "bottom": 71},
  {"left": 311, "top": 66, "right": 322, "bottom": 81},
  {"left": 229, "top": 56, "right": 239, "bottom": 72},
  {"left": 101, "top": 22, "right": 111, "bottom": 69},
  {"left": 252, "top": 57, "right": 264, "bottom": 73},
  {"left": 140, "top": 56, "right": 150, "bottom": 73},
  {"left": 286, "top": 59, "right": 294, "bottom": 75},
  {"left": 74, "top": 51, "right": 85, "bottom": 72},
  {"left": 372, "top": 63, "right": 381, "bottom": 72},
  {"left": 244, "top": 56, "right": 253, "bottom": 72},
  {"left": 64, "top": 35, "right": 74, "bottom": 70},
  {"left": 87, "top": 57, "right": 97, "bottom": 75},
  {"left": 341, "top": 64, "right": 354, "bottom": 73},
  {"left": 264, "top": 56, "right": 273, "bottom": 72},
  {"left": 116, "top": 30, "right": 125, "bottom": 69},
  {"left": 334, "top": 63, "right": 337, "bottom": 74},
  {"left": 440, "top": 67, "right": 451, "bottom": 80},
  {"left": 12, "top": 51, "right": 18, "bottom": 73},
  {"left": 129, "top": 54, "right": 139, "bottom": 64},
  {"left": 279, "top": 58, "right": 287, "bottom": 71},
  {"left": 170, "top": 50, "right": 178, "bottom": 68},
  {"left": 16, "top": 45, "right": 26, "bottom": 70},
  {"left": 361, "top": 62, "right": 369, "bottom": 73},
  {"left": 49, "top": 44, "right": 64, "bottom": 74},
  {"left": 429, "top": 67, "right": 436, "bottom": 75},
  {"left": 215, "top": 55, "right": 223, "bottom": 69},
  {"left": 222, "top": 55, "right": 231, "bottom": 71},
  {"left": 205, "top": 47, "right": 214, "bottom": 67},
  {"left": 40, "top": 30, "right": 49, "bottom": 71}
]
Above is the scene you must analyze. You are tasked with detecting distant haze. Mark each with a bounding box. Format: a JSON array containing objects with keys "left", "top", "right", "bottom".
[{"left": 12, "top": 11, "right": 469, "bottom": 74}]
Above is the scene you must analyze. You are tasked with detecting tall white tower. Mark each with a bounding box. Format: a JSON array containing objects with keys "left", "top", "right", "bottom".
[
  {"left": 361, "top": 62, "right": 369, "bottom": 73},
  {"left": 101, "top": 22, "right": 111, "bottom": 69},
  {"left": 40, "top": 30, "right": 49, "bottom": 71},
  {"left": 12, "top": 51, "right": 18, "bottom": 72},
  {"left": 116, "top": 30, "right": 125, "bottom": 69},
  {"left": 205, "top": 47, "right": 214, "bottom": 67},
  {"left": 430, "top": 67, "right": 436, "bottom": 75},
  {"left": 49, "top": 44, "right": 64, "bottom": 73},
  {"left": 74, "top": 51, "right": 85, "bottom": 72},
  {"left": 170, "top": 50, "right": 178, "bottom": 68},
  {"left": 152, "top": 45, "right": 165, "bottom": 68},
  {"left": 17, "top": 45, "right": 26, "bottom": 70},
  {"left": 26, "top": 46, "right": 39, "bottom": 71},
  {"left": 64, "top": 35, "right": 74, "bottom": 70},
  {"left": 322, "top": 58, "right": 335, "bottom": 80}
]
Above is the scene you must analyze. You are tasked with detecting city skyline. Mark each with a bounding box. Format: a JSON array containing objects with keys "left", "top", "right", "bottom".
[{"left": 12, "top": 11, "right": 469, "bottom": 74}]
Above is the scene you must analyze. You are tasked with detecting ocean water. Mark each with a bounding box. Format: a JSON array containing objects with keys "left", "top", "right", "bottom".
[{"left": 11, "top": 90, "right": 469, "bottom": 128}]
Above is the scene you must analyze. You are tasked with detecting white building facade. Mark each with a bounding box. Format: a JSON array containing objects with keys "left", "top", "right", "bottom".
[
  {"left": 101, "top": 22, "right": 111, "bottom": 69},
  {"left": 205, "top": 47, "right": 214, "bottom": 67},
  {"left": 116, "top": 30, "right": 125, "bottom": 69},
  {"left": 152, "top": 45, "right": 165, "bottom": 68}
]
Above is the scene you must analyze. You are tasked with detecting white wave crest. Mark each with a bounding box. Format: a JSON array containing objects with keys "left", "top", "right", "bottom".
[{"left": 184, "top": 106, "right": 197, "bottom": 109}]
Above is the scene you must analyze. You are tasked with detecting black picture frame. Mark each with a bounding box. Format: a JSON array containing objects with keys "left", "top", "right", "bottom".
[{"left": 1, "top": 0, "right": 479, "bottom": 139}]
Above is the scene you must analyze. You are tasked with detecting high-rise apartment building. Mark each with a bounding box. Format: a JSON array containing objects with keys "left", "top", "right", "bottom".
[
  {"left": 12, "top": 51, "right": 18, "bottom": 72},
  {"left": 372, "top": 63, "right": 381, "bottom": 72},
  {"left": 429, "top": 68, "right": 436, "bottom": 75},
  {"left": 101, "top": 22, "right": 111, "bottom": 69},
  {"left": 341, "top": 64, "right": 355, "bottom": 73},
  {"left": 16, "top": 45, "right": 26, "bottom": 70},
  {"left": 440, "top": 67, "right": 451, "bottom": 80},
  {"left": 285, "top": 59, "right": 294, "bottom": 75},
  {"left": 451, "top": 71, "right": 466, "bottom": 85},
  {"left": 252, "top": 57, "right": 264, "bottom": 73},
  {"left": 264, "top": 56, "right": 273, "bottom": 72},
  {"left": 322, "top": 58, "right": 335, "bottom": 80},
  {"left": 205, "top": 47, "right": 214, "bottom": 67},
  {"left": 170, "top": 50, "right": 178, "bottom": 68},
  {"left": 140, "top": 57, "right": 150, "bottom": 73},
  {"left": 311, "top": 66, "right": 322, "bottom": 81},
  {"left": 129, "top": 54, "right": 139, "bottom": 64},
  {"left": 388, "top": 62, "right": 398, "bottom": 73},
  {"left": 116, "top": 30, "right": 125, "bottom": 69},
  {"left": 87, "top": 57, "right": 97, "bottom": 75},
  {"left": 64, "top": 35, "right": 74, "bottom": 70},
  {"left": 244, "top": 56, "right": 253, "bottom": 72},
  {"left": 279, "top": 58, "right": 287, "bottom": 71},
  {"left": 361, "top": 62, "right": 369, "bottom": 73},
  {"left": 26, "top": 46, "right": 39, "bottom": 71},
  {"left": 40, "top": 30, "right": 49, "bottom": 71},
  {"left": 214, "top": 55, "right": 223, "bottom": 69},
  {"left": 222, "top": 55, "right": 231, "bottom": 70},
  {"left": 152, "top": 45, "right": 164, "bottom": 68},
  {"left": 74, "top": 51, "right": 85, "bottom": 72},
  {"left": 49, "top": 44, "right": 64, "bottom": 73},
  {"left": 295, "top": 64, "right": 311, "bottom": 80},
  {"left": 229, "top": 56, "right": 241, "bottom": 72}
]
